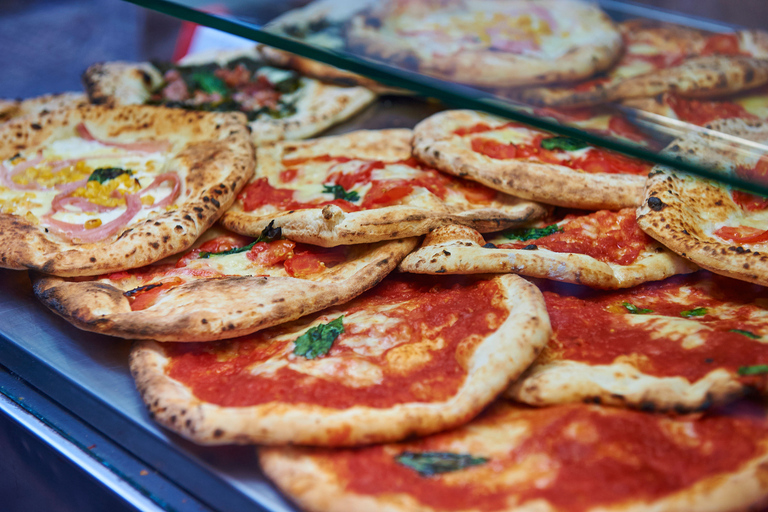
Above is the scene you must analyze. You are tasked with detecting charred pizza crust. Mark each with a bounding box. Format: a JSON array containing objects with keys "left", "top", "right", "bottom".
[
  {"left": 260, "top": 400, "right": 768, "bottom": 512},
  {"left": 412, "top": 110, "right": 647, "bottom": 210},
  {"left": 637, "top": 118, "right": 768, "bottom": 286},
  {"left": 0, "top": 92, "right": 88, "bottom": 124},
  {"left": 129, "top": 274, "right": 550, "bottom": 445},
  {"left": 221, "top": 128, "right": 546, "bottom": 246},
  {"left": 346, "top": 0, "right": 622, "bottom": 88},
  {"left": 82, "top": 47, "right": 376, "bottom": 145},
  {"left": 399, "top": 222, "right": 696, "bottom": 289},
  {"left": 32, "top": 234, "right": 417, "bottom": 342},
  {"left": 0, "top": 104, "right": 254, "bottom": 276}
]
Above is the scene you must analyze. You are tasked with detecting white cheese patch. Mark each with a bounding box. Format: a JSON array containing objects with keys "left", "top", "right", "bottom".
[{"left": 622, "top": 315, "right": 709, "bottom": 349}]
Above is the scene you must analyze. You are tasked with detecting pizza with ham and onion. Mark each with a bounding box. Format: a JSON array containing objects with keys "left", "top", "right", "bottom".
[
  {"left": 33, "top": 225, "right": 417, "bottom": 342},
  {"left": 82, "top": 47, "right": 376, "bottom": 145},
  {"left": 508, "top": 272, "right": 768, "bottom": 412},
  {"left": 260, "top": 399, "right": 768, "bottom": 512},
  {"left": 521, "top": 20, "right": 768, "bottom": 108},
  {"left": 345, "top": 0, "right": 622, "bottom": 88},
  {"left": 637, "top": 118, "right": 768, "bottom": 287},
  {"left": 413, "top": 110, "right": 654, "bottom": 210},
  {"left": 399, "top": 208, "right": 697, "bottom": 289},
  {"left": 129, "top": 273, "right": 550, "bottom": 445},
  {"left": 220, "top": 128, "right": 547, "bottom": 246},
  {"left": 0, "top": 104, "right": 254, "bottom": 276}
]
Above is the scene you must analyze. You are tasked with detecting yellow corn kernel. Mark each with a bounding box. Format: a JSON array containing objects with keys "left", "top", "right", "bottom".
[
  {"left": 84, "top": 219, "right": 102, "bottom": 230},
  {"left": 165, "top": 204, "right": 178, "bottom": 211},
  {"left": 24, "top": 211, "right": 39, "bottom": 225},
  {"left": 141, "top": 195, "right": 155, "bottom": 206}
]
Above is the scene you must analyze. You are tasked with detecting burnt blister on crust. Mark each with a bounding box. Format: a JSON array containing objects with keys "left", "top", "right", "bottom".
[{"left": 647, "top": 196, "right": 665, "bottom": 211}]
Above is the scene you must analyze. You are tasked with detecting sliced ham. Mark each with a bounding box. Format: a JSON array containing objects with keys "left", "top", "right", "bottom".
[
  {"left": 43, "top": 192, "right": 142, "bottom": 244},
  {"left": 76, "top": 123, "right": 172, "bottom": 153},
  {"left": 139, "top": 172, "right": 181, "bottom": 209}
]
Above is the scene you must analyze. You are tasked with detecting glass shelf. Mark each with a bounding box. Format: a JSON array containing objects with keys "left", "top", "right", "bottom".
[{"left": 124, "top": 0, "right": 768, "bottom": 197}]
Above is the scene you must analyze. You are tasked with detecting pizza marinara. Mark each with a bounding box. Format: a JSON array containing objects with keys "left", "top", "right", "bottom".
[
  {"left": 221, "top": 128, "right": 547, "bottom": 246},
  {"left": 129, "top": 273, "right": 550, "bottom": 445}
]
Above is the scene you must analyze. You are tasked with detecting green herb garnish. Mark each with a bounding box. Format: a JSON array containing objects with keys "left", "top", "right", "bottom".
[
  {"left": 503, "top": 223, "right": 562, "bottom": 242},
  {"left": 623, "top": 302, "right": 653, "bottom": 314},
  {"left": 540, "top": 136, "right": 589, "bottom": 152},
  {"left": 293, "top": 316, "right": 344, "bottom": 359},
  {"left": 190, "top": 72, "right": 229, "bottom": 95},
  {"left": 199, "top": 221, "right": 281, "bottom": 258},
  {"left": 738, "top": 365, "right": 768, "bottom": 376},
  {"left": 730, "top": 329, "right": 761, "bottom": 339},
  {"left": 88, "top": 167, "right": 133, "bottom": 184},
  {"left": 323, "top": 184, "right": 360, "bottom": 202},
  {"left": 681, "top": 307, "right": 707, "bottom": 318},
  {"left": 395, "top": 452, "right": 488, "bottom": 477}
]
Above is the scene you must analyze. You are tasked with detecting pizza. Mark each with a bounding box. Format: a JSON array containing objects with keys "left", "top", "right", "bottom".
[
  {"left": 82, "top": 47, "right": 376, "bottom": 145},
  {"left": 0, "top": 92, "right": 87, "bottom": 124},
  {"left": 32, "top": 224, "right": 417, "bottom": 342},
  {"left": 399, "top": 208, "right": 697, "bottom": 289},
  {"left": 0, "top": 105, "right": 254, "bottom": 276},
  {"left": 129, "top": 273, "right": 550, "bottom": 445},
  {"left": 345, "top": 0, "right": 622, "bottom": 88},
  {"left": 521, "top": 20, "right": 768, "bottom": 108},
  {"left": 508, "top": 272, "right": 768, "bottom": 412},
  {"left": 413, "top": 110, "right": 653, "bottom": 210},
  {"left": 260, "top": 399, "right": 768, "bottom": 512},
  {"left": 637, "top": 118, "right": 768, "bottom": 287},
  {"left": 220, "top": 128, "right": 547, "bottom": 246}
]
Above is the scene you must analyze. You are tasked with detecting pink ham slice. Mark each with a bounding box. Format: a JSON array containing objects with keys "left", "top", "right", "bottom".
[
  {"left": 43, "top": 192, "right": 143, "bottom": 244},
  {"left": 76, "top": 123, "right": 172, "bottom": 153}
]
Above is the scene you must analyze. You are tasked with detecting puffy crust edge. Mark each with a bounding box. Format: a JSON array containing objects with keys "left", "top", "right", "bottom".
[
  {"left": 129, "top": 274, "right": 551, "bottom": 445},
  {"left": 32, "top": 237, "right": 419, "bottom": 342},
  {"left": 412, "top": 110, "right": 646, "bottom": 210},
  {"left": 398, "top": 224, "right": 697, "bottom": 289},
  {"left": 0, "top": 104, "right": 255, "bottom": 276}
]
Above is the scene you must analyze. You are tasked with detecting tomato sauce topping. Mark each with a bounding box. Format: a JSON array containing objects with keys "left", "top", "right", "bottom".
[
  {"left": 667, "top": 95, "right": 759, "bottom": 126},
  {"left": 538, "top": 272, "right": 768, "bottom": 382},
  {"left": 164, "top": 275, "right": 507, "bottom": 409},
  {"left": 325, "top": 401, "right": 768, "bottom": 512},
  {"left": 496, "top": 209, "right": 650, "bottom": 265},
  {"left": 715, "top": 225, "right": 768, "bottom": 244},
  {"left": 702, "top": 33, "right": 745, "bottom": 56}
]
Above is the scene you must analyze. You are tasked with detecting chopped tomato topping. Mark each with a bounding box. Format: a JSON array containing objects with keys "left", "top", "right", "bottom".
[
  {"left": 247, "top": 239, "right": 296, "bottom": 266},
  {"left": 361, "top": 180, "right": 414, "bottom": 208},
  {"left": 702, "top": 33, "right": 743, "bottom": 56},
  {"left": 668, "top": 96, "right": 758, "bottom": 126},
  {"left": 571, "top": 150, "right": 651, "bottom": 176},
  {"left": 284, "top": 245, "right": 347, "bottom": 278},
  {"left": 735, "top": 157, "right": 768, "bottom": 187},
  {"left": 127, "top": 277, "right": 183, "bottom": 311},
  {"left": 239, "top": 178, "right": 296, "bottom": 211},
  {"left": 328, "top": 161, "right": 384, "bottom": 190},
  {"left": 715, "top": 226, "right": 768, "bottom": 244},
  {"left": 279, "top": 168, "right": 299, "bottom": 183},
  {"left": 176, "top": 234, "right": 254, "bottom": 267},
  {"left": 471, "top": 136, "right": 550, "bottom": 161},
  {"left": 731, "top": 190, "right": 768, "bottom": 212},
  {"left": 607, "top": 116, "right": 647, "bottom": 142}
]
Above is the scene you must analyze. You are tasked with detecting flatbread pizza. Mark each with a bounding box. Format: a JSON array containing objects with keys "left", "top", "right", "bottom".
[
  {"left": 346, "top": 0, "right": 622, "bottom": 88},
  {"left": 221, "top": 128, "right": 547, "bottom": 246},
  {"left": 129, "top": 273, "right": 550, "bottom": 445},
  {"left": 508, "top": 272, "right": 768, "bottom": 412},
  {"left": 260, "top": 399, "right": 768, "bottom": 512},
  {"left": 637, "top": 118, "right": 768, "bottom": 286},
  {"left": 0, "top": 104, "right": 254, "bottom": 276},
  {"left": 521, "top": 20, "right": 768, "bottom": 108},
  {"left": 83, "top": 47, "right": 376, "bottom": 145},
  {"left": 413, "top": 110, "right": 652, "bottom": 209},
  {"left": 399, "top": 208, "right": 697, "bottom": 289}
]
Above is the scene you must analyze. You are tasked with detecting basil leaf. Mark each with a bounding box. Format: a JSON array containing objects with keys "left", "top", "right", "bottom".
[
  {"left": 395, "top": 452, "right": 488, "bottom": 477},
  {"left": 191, "top": 72, "right": 229, "bottom": 96},
  {"left": 323, "top": 184, "right": 359, "bottom": 202},
  {"left": 623, "top": 302, "right": 653, "bottom": 314},
  {"left": 503, "top": 223, "right": 562, "bottom": 242},
  {"left": 541, "top": 136, "right": 589, "bottom": 152},
  {"left": 293, "top": 316, "right": 344, "bottom": 359},
  {"left": 681, "top": 307, "right": 707, "bottom": 318},
  {"left": 738, "top": 365, "right": 768, "bottom": 376},
  {"left": 199, "top": 221, "right": 282, "bottom": 258},
  {"left": 730, "top": 329, "right": 761, "bottom": 339},
  {"left": 88, "top": 167, "right": 133, "bottom": 184}
]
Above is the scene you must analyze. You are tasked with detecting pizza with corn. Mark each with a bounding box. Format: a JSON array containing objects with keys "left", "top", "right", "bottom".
[
  {"left": 129, "top": 273, "right": 550, "bottom": 445},
  {"left": 33, "top": 224, "right": 417, "bottom": 341},
  {"left": 221, "top": 128, "right": 546, "bottom": 247},
  {"left": 0, "top": 104, "right": 254, "bottom": 276}
]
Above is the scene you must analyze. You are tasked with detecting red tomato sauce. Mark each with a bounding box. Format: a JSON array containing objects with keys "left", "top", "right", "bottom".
[
  {"left": 497, "top": 209, "right": 650, "bottom": 265},
  {"left": 539, "top": 272, "right": 768, "bottom": 382},
  {"left": 164, "top": 276, "right": 507, "bottom": 409},
  {"left": 668, "top": 95, "right": 758, "bottom": 126},
  {"left": 702, "top": 33, "right": 745, "bottom": 56},
  {"left": 715, "top": 225, "right": 768, "bottom": 244},
  {"left": 730, "top": 190, "right": 768, "bottom": 212},
  {"left": 327, "top": 402, "right": 767, "bottom": 512},
  {"left": 238, "top": 178, "right": 361, "bottom": 213}
]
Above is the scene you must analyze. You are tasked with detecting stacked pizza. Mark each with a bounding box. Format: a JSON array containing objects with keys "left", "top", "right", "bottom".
[{"left": 3, "top": 6, "right": 768, "bottom": 512}]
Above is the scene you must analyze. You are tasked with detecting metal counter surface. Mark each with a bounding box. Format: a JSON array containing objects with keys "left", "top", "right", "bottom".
[{"left": 0, "top": 96, "right": 443, "bottom": 512}]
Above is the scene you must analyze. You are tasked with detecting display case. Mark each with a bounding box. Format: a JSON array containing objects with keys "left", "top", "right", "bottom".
[{"left": 3, "top": 1, "right": 768, "bottom": 511}]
